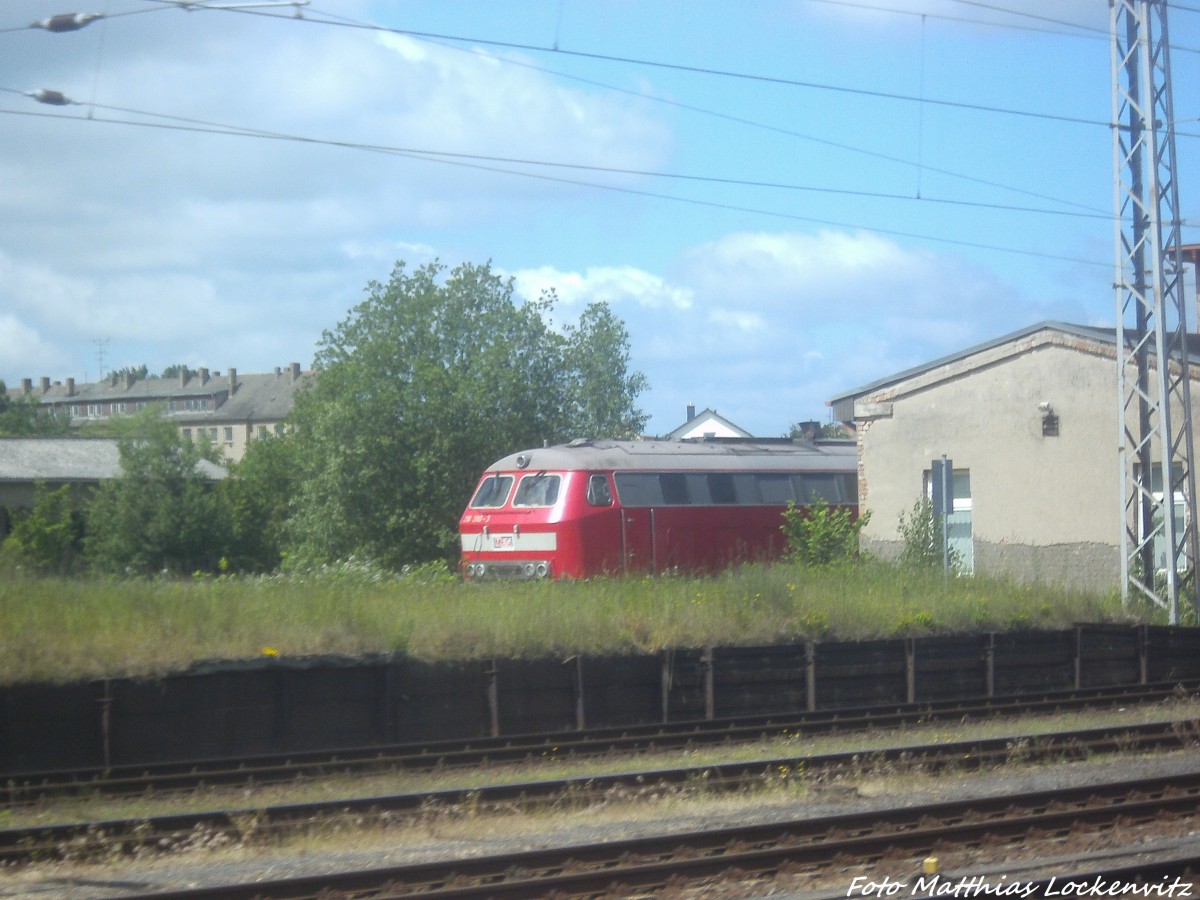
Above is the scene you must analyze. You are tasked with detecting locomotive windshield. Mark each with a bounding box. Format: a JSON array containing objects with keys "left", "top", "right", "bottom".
[
  {"left": 513, "top": 472, "right": 561, "bottom": 507},
  {"left": 470, "top": 474, "right": 514, "bottom": 508}
]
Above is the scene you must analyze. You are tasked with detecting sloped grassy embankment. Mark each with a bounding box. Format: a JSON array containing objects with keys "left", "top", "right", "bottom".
[{"left": 0, "top": 560, "right": 1146, "bottom": 685}]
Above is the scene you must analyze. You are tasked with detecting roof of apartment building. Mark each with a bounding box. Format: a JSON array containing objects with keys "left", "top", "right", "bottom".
[{"left": 6, "top": 364, "right": 315, "bottom": 424}]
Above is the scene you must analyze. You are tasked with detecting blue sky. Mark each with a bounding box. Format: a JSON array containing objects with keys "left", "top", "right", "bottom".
[{"left": 1, "top": 0, "right": 1197, "bottom": 437}]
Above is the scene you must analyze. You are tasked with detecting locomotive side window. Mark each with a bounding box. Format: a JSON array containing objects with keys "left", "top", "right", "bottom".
[
  {"left": 756, "top": 474, "right": 795, "bottom": 504},
  {"left": 513, "top": 473, "right": 561, "bottom": 507},
  {"left": 660, "top": 473, "right": 690, "bottom": 505},
  {"left": 797, "top": 473, "right": 845, "bottom": 503},
  {"left": 614, "top": 473, "right": 661, "bottom": 506},
  {"left": 707, "top": 473, "right": 737, "bottom": 504},
  {"left": 840, "top": 473, "right": 858, "bottom": 503},
  {"left": 470, "top": 474, "right": 514, "bottom": 508},
  {"left": 614, "top": 470, "right": 849, "bottom": 507},
  {"left": 586, "top": 474, "right": 613, "bottom": 507}
]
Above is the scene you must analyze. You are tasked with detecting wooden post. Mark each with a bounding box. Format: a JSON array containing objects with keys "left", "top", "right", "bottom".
[
  {"left": 1074, "top": 626, "right": 1083, "bottom": 691},
  {"left": 805, "top": 641, "right": 817, "bottom": 712},
  {"left": 566, "top": 655, "right": 586, "bottom": 731},
  {"left": 984, "top": 633, "right": 995, "bottom": 698},
  {"left": 905, "top": 638, "right": 916, "bottom": 704},
  {"left": 99, "top": 679, "right": 113, "bottom": 773},
  {"left": 701, "top": 646, "right": 715, "bottom": 720},
  {"left": 485, "top": 661, "right": 500, "bottom": 737},
  {"left": 661, "top": 650, "right": 673, "bottom": 723},
  {"left": 1139, "top": 624, "right": 1149, "bottom": 684}
]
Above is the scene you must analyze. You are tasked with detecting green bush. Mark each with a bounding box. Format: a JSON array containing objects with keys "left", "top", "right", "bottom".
[
  {"left": 2, "top": 483, "right": 84, "bottom": 574},
  {"left": 898, "top": 496, "right": 960, "bottom": 570},
  {"left": 780, "top": 498, "right": 871, "bottom": 566}
]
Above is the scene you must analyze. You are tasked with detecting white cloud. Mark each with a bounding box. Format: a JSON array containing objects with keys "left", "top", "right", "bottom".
[
  {"left": 616, "top": 229, "right": 1046, "bottom": 435},
  {"left": 0, "top": 2, "right": 674, "bottom": 384},
  {"left": 0, "top": 314, "right": 66, "bottom": 383},
  {"left": 504, "top": 230, "right": 1038, "bottom": 435},
  {"left": 509, "top": 265, "right": 694, "bottom": 310}
]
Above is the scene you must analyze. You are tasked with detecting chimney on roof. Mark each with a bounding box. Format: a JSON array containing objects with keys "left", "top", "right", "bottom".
[
  {"left": 290, "top": 362, "right": 301, "bottom": 382},
  {"left": 21, "top": 378, "right": 32, "bottom": 396},
  {"left": 123, "top": 372, "right": 135, "bottom": 390},
  {"left": 228, "top": 367, "right": 237, "bottom": 395},
  {"left": 274, "top": 366, "right": 281, "bottom": 377},
  {"left": 66, "top": 377, "right": 75, "bottom": 397},
  {"left": 200, "top": 367, "right": 209, "bottom": 385},
  {"left": 39, "top": 377, "right": 50, "bottom": 394},
  {"left": 686, "top": 404, "right": 696, "bottom": 421},
  {"left": 179, "top": 366, "right": 188, "bottom": 388}
]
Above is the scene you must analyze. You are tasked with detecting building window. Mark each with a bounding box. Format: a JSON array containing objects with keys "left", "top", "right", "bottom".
[
  {"left": 223, "top": 426, "right": 234, "bottom": 445},
  {"left": 182, "top": 428, "right": 192, "bottom": 441},
  {"left": 86, "top": 403, "right": 103, "bottom": 418},
  {"left": 923, "top": 467, "right": 974, "bottom": 575},
  {"left": 112, "top": 402, "right": 127, "bottom": 414},
  {"left": 274, "top": 423, "right": 286, "bottom": 435},
  {"left": 257, "top": 425, "right": 269, "bottom": 439}
]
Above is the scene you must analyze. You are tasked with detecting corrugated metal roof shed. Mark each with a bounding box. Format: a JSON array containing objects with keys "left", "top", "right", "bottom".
[{"left": 0, "top": 437, "right": 226, "bottom": 482}]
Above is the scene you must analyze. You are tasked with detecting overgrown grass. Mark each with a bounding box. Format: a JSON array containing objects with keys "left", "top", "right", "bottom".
[{"left": 0, "top": 559, "right": 1144, "bottom": 685}]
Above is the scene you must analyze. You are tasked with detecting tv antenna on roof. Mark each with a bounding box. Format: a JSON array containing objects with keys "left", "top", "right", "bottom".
[{"left": 93, "top": 337, "right": 109, "bottom": 380}]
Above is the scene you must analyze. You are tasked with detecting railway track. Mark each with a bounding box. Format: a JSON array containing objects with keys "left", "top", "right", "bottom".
[
  {"left": 5, "top": 679, "right": 1197, "bottom": 805},
  {"left": 99, "top": 767, "right": 1200, "bottom": 899},
  {"left": 3, "top": 714, "right": 1197, "bottom": 868}
]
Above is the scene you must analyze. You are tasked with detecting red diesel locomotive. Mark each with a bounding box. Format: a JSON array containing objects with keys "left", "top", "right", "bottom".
[{"left": 459, "top": 437, "right": 857, "bottom": 580}]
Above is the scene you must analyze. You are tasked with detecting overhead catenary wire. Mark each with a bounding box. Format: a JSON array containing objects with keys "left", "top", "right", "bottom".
[
  {"left": 11, "top": 0, "right": 1137, "bottom": 217},
  {"left": 4, "top": 1, "right": 1192, "bottom": 261},
  {"left": 0, "top": 97, "right": 1113, "bottom": 269},
  {"left": 0, "top": 87, "right": 1115, "bottom": 224}
]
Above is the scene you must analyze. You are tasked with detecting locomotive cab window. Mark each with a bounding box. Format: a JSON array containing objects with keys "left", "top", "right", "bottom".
[
  {"left": 513, "top": 472, "right": 561, "bottom": 507},
  {"left": 586, "top": 474, "right": 613, "bottom": 507},
  {"left": 470, "top": 474, "right": 514, "bottom": 508}
]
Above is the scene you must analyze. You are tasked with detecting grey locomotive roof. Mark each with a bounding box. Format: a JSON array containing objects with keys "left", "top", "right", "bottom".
[
  {"left": 485, "top": 438, "right": 855, "bottom": 474},
  {"left": 0, "top": 437, "right": 226, "bottom": 482}
]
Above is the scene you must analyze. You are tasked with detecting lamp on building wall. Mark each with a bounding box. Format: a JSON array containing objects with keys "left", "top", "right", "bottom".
[{"left": 1038, "top": 402, "right": 1059, "bottom": 437}]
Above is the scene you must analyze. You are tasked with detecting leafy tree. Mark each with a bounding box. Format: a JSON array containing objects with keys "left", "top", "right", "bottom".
[
  {"left": 85, "top": 408, "right": 230, "bottom": 574},
  {"left": 787, "top": 420, "right": 849, "bottom": 440},
  {"left": 0, "top": 382, "right": 69, "bottom": 436},
  {"left": 563, "top": 303, "right": 649, "bottom": 439},
  {"left": 221, "top": 432, "right": 300, "bottom": 573},
  {"left": 105, "top": 364, "right": 149, "bottom": 382},
  {"left": 286, "top": 259, "right": 648, "bottom": 569},
  {"left": 1, "top": 483, "right": 85, "bottom": 573}
]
